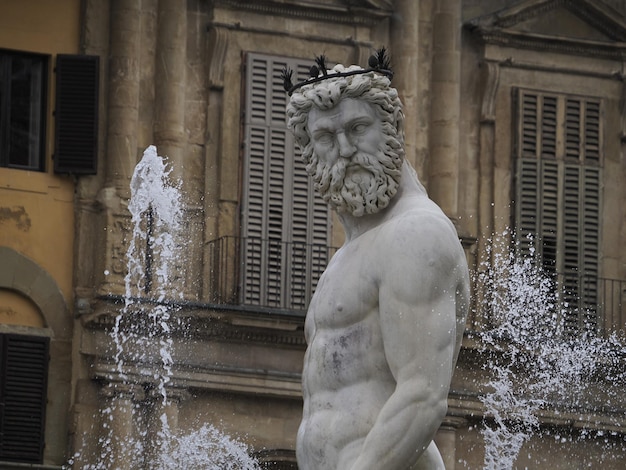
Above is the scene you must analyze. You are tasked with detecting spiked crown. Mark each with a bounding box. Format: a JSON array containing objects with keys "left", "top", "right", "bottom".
[{"left": 281, "top": 47, "right": 393, "bottom": 96}]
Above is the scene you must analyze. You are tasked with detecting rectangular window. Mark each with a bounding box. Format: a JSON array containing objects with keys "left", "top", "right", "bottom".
[
  {"left": 0, "top": 50, "right": 47, "bottom": 171},
  {"left": 238, "top": 52, "right": 332, "bottom": 312},
  {"left": 514, "top": 88, "right": 602, "bottom": 336},
  {"left": 0, "top": 333, "right": 49, "bottom": 463}
]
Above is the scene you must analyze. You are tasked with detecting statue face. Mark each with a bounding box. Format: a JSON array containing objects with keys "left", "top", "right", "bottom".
[
  {"left": 307, "top": 98, "right": 383, "bottom": 166},
  {"left": 305, "top": 98, "right": 402, "bottom": 217}
]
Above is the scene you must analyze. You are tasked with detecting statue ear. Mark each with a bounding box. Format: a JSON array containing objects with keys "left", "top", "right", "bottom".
[{"left": 394, "top": 107, "right": 405, "bottom": 141}]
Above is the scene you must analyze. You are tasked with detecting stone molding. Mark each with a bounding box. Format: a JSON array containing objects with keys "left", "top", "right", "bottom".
[
  {"left": 207, "top": 25, "right": 229, "bottom": 90},
  {"left": 83, "top": 296, "right": 306, "bottom": 347},
  {"left": 447, "top": 392, "right": 626, "bottom": 434},
  {"left": 92, "top": 360, "right": 302, "bottom": 399},
  {"left": 215, "top": 0, "right": 392, "bottom": 26},
  {"left": 490, "top": 0, "right": 626, "bottom": 41},
  {"left": 466, "top": 0, "right": 626, "bottom": 60},
  {"left": 479, "top": 60, "right": 500, "bottom": 124},
  {"left": 0, "top": 246, "right": 71, "bottom": 340}
]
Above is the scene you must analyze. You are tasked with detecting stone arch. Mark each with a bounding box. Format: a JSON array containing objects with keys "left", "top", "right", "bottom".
[
  {"left": 0, "top": 246, "right": 71, "bottom": 340},
  {"left": 0, "top": 245, "right": 72, "bottom": 464}
]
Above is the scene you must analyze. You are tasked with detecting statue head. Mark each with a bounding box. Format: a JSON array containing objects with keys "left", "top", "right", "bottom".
[{"left": 285, "top": 55, "right": 406, "bottom": 217}]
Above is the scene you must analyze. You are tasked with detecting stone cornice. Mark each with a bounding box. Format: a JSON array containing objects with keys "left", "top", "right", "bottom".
[
  {"left": 215, "top": 0, "right": 392, "bottom": 26},
  {"left": 83, "top": 295, "right": 307, "bottom": 348},
  {"left": 93, "top": 361, "right": 302, "bottom": 399},
  {"left": 467, "top": 0, "right": 626, "bottom": 40},
  {"left": 466, "top": 0, "right": 626, "bottom": 60},
  {"left": 470, "top": 27, "right": 626, "bottom": 60},
  {"left": 447, "top": 392, "right": 626, "bottom": 434}
]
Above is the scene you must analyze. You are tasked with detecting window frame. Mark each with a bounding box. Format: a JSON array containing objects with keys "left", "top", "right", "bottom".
[
  {"left": 0, "top": 49, "right": 48, "bottom": 172},
  {"left": 513, "top": 87, "right": 603, "bottom": 335},
  {"left": 238, "top": 52, "right": 332, "bottom": 313},
  {"left": 0, "top": 332, "right": 49, "bottom": 464}
]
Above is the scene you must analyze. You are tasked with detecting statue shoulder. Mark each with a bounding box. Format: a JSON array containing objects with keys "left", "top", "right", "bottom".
[{"left": 380, "top": 201, "right": 463, "bottom": 260}]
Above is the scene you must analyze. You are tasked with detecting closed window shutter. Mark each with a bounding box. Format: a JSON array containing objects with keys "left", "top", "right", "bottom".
[
  {"left": 0, "top": 334, "right": 49, "bottom": 464},
  {"left": 514, "top": 89, "right": 602, "bottom": 335},
  {"left": 241, "top": 53, "right": 331, "bottom": 311},
  {"left": 540, "top": 159, "right": 558, "bottom": 276},
  {"left": 580, "top": 165, "right": 601, "bottom": 330},
  {"left": 562, "top": 163, "right": 582, "bottom": 333},
  {"left": 584, "top": 100, "right": 600, "bottom": 163},
  {"left": 54, "top": 54, "right": 99, "bottom": 174},
  {"left": 541, "top": 95, "right": 557, "bottom": 159}
]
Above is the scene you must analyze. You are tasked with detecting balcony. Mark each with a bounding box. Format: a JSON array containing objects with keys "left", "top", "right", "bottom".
[
  {"left": 206, "top": 238, "right": 625, "bottom": 338},
  {"left": 206, "top": 236, "right": 337, "bottom": 315},
  {"left": 555, "top": 272, "right": 626, "bottom": 339}
]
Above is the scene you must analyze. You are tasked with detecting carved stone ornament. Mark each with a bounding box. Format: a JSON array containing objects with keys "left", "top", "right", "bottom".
[{"left": 466, "top": 0, "right": 626, "bottom": 59}]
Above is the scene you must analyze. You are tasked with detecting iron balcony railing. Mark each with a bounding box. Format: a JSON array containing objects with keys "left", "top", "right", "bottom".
[
  {"left": 207, "top": 236, "right": 625, "bottom": 337},
  {"left": 206, "top": 236, "right": 337, "bottom": 314},
  {"left": 553, "top": 272, "right": 626, "bottom": 340}
]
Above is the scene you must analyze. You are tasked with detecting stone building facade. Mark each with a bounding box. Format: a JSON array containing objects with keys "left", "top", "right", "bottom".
[{"left": 1, "top": 0, "right": 625, "bottom": 468}]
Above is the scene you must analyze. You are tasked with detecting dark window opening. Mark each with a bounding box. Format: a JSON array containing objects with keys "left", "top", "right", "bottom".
[{"left": 0, "top": 50, "right": 47, "bottom": 171}]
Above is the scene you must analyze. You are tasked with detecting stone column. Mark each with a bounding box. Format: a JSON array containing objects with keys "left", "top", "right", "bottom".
[
  {"left": 473, "top": 60, "right": 500, "bottom": 330},
  {"left": 416, "top": 0, "right": 435, "bottom": 183},
  {"left": 154, "top": 0, "right": 186, "bottom": 173},
  {"left": 100, "top": 383, "right": 146, "bottom": 470},
  {"left": 105, "top": 0, "right": 141, "bottom": 198},
  {"left": 390, "top": 0, "right": 419, "bottom": 171},
  {"left": 434, "top": 416, "right": 468, "bottom": 469},
  {"left": 145, "top": 386, "right": 190, "bottom": 464},
  {"left": 98, "top": 0, "right": 142, "bottom": 297},
  {"left": 428, "top": 0, "right": 461, "bottom": 219},
  {"left": 153, "top": 0, "right": 196, "bottom": 298},
  {"left": 203, "top": 25, "right": 229, "bottom": 300}
]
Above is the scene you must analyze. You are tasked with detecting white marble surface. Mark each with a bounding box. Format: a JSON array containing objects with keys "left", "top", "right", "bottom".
[{"left": 290, "top": 84, "right": 470, "bottom": 470}]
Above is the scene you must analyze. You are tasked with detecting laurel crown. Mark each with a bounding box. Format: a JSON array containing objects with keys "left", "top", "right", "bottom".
[{"left": 281, "top": 47, "right": 393, "bottom": 96}]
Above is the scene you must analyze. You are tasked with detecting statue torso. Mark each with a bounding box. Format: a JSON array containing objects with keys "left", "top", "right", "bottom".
[{"left": 297, "top": 221, "right": 399, "bottom": 469}]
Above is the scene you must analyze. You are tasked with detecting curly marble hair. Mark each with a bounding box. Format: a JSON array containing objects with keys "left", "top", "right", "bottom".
[{"left": 285, "top": 64, "right": 405, "bottom": 169}]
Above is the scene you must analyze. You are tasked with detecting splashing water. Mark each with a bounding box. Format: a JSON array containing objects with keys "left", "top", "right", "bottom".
[
  {"left": 475, "top": 231, "right": 626, "bottom": 469},
  {"left": 73, "top": 146, "right": 260, "bottom": 469}
]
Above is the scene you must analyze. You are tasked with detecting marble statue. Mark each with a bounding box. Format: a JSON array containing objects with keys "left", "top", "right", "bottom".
[{"left": 284, "top": 52, "right": 470, "bottom": 469}]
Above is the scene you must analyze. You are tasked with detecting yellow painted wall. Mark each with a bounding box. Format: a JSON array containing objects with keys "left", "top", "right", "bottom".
[
  {"left": 0, "top": 0, "right": 82, "bottom": 322},
  {"left": 0, "top": 289, "right": 45, "bottom": 328}
]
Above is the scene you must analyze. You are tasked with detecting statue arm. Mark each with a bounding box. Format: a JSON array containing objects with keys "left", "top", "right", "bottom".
[{"left": 348, "top": 218, "right": 461, "bottom": 470}]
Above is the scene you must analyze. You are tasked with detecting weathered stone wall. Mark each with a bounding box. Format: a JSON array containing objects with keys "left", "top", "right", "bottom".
[{"left": 70, "top": 0, "right": 626, "bottom": 468}]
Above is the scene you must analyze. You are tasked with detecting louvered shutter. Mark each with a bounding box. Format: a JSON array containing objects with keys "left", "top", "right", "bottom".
[
  {"left": 581, "top": 165, "right": 601, "bottom": 328},
  {"left": 514, "top": 89, "right": 602, "bottom": 335},
  {"left": 54, "top": 54, "right": 99, "bottom": 174},
  {"left": 562, "top": 164, "right": 582, "bottom": 333},
  {"left": 540, "top": 159, "right": 558, "bottom": 276},
  {"left": 241, "top": 53, "right": 331, "bottom": 311},
  {"left": 0, "top": 334, "right": 49, "bottom": 463}
]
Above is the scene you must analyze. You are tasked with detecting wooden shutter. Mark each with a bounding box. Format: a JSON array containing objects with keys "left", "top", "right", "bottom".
[
  {"left": 241, "top": 53, "right": 330, "bottom": 311},
  {"left": 541, "top": 95, "right": 557, "bottom": 159},
  {"left": 0, "top": 334, "right": 49, "bottom": 463},
  {"left": 584, "top": 100, "right": 601, "bottom": 163},
  {"left": 514, "top": 89, "right": 602, "bottom": 335},
  {"left": 54, "top": 54, "right": 99, "bottom": 174}
]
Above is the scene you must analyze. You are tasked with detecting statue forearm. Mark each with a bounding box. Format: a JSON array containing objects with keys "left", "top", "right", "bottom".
[{"left": 348, "top": 381, "right": 448, "bottom": 470}]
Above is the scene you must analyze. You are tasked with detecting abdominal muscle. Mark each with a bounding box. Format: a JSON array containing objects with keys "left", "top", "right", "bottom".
[{"left": 297, "top": 293, "right": 396, "bottom": 469}]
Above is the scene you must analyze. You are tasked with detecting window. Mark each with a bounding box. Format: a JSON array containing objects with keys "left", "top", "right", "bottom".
[
  {"left": 513, "top": 88, "right": 602, "bottom": 335},
  {"left": 0, "top": 333, "right": 49, "bottom": 463},
  {"left": 0, "top": 50, "right": 47, "bottom": 171},
  {"left": 239, "top": 53, "right": 332, "bottom": 312}
]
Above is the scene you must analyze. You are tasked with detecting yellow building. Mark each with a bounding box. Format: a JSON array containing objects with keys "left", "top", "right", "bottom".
[{"left": 0, "top": 0, "right": 91, "bottom": 466}]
